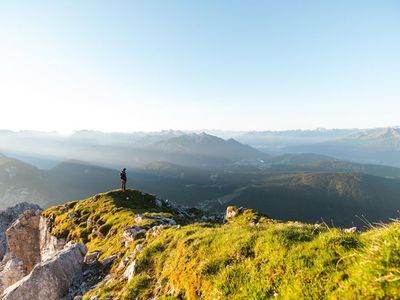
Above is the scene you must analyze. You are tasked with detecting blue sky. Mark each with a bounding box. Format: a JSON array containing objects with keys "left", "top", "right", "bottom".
[{"left": 0, "top": 1, "right": 399, "bottom": 133}]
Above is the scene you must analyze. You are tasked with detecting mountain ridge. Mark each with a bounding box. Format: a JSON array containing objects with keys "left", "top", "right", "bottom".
[{"left": 36, "top": 190, "right": 400, "bottom": 299}]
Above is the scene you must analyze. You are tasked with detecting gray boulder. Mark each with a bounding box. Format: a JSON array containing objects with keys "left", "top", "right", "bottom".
[
  {"left": 2, "top": 243, "right": 87, "bottom": 300},
  {"left": 123, "top": 227, "right": 147, "bottom": 242},
  {"left": 0, "top": 203, "right": 41, "bottom": 260},
  {"left": 123, "top": 259, "right": 137, "bottom": 281}
]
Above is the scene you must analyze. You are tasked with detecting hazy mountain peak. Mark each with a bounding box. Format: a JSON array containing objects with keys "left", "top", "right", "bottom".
[{"left": 351, "top": 127, "right": 400, "bottom": 140}]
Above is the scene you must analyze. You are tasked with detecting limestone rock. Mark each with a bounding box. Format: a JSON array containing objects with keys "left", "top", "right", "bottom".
[
  {"left": 5, "top": 209, "right": 42, "bottom": 271},
  {"left": 225, "top": 206, "right": 238, "bottom": 219},
  {"left": 150, "top": 224, "right": 170, "bottom": 237},
  {"left": 123, "top": 259, "right": 137, "bottom": 281},
  {"left": 39, "top": 216, "right": 66, "bottom": 261},
  {"left": 135, "top": 244, "right": 144, "bottom": 252},
  {"left": 135, "top": 214, "right": 177, "bottom": 225},
  {"left": 123, "top": 227, "right": 147, "bottom": 242},
  {"left": 0, "top": 203, "right": 41, "bottom": 261},
  {"left": 0, "top": 256, "right": 26, "bottom": 294},
  {"left": 5, "top": 210, "right": 65, "bottom": 272},
  {"left": 0, "top": 209, "right": 66, "bottom": 295},
  {"left": 2, "top": 243, "right": 87, "bottom": 300},
  {"left": 100, "top": 255, "right": 118, "bottom": 268},
  {"left": 344, "top": 227, "right": 357, "bottom": 233},
  {"left": 84, "top": 251, "right": 102, "bottom": 264}
]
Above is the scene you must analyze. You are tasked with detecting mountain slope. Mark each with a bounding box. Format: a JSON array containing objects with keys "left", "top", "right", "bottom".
[
  {"left": 47, "top": 160, "right": 119, "bottom": 199},
  {"left": 214, "top": 172, "right": 400, "bottom": 226},
  {"left": 0, "top": 155, "right": 59, "bottom": 208},
  {"left": 266, "top": 153, "right": 400, "bottom": 177},
  {"left": 42, "top": 190, "right": 400, "bottom": 299}
]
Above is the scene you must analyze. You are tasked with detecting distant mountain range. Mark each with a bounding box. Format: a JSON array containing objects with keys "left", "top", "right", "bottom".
[
  {"left": 0, "top": 131, "right": 266, "bottom": 170},
  {"left": 286, "top": 127, "right": 400, "bottom": 166},
  {"left": 145, "top": 133, "right": 261, "bottom": 158},
  {"left": 235, "top": 128, "right": 359, "bottom": 152},
  {"left": 3, "top": 127, "right": 400, "bottom": 168}
]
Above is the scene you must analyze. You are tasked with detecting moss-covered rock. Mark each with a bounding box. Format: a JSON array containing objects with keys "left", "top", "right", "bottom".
[{"left": 225, "top": 205, "right": 271, "bottom": 225}]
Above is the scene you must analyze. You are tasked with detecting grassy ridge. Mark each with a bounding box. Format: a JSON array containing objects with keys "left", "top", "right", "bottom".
[{"left": 43, "top": 190, "right": 400, "bottom": 299}]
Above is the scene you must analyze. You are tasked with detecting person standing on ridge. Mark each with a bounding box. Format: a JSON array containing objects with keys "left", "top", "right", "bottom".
[{"left": 120, "top": 168, "right": 127, "bottom": 191}]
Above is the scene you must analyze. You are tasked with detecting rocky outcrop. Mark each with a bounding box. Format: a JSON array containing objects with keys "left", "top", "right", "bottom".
[
  {"left": 135, "top": 214, "right": 177, "bottom": 225},
  {"left": 0, "top": 203, "right": 41, "bottom": 260},
  {"left": 123, "top": 227, "right": 147, "bottom": 242},
  {"left": 4, "top": 210, "right": 65, "bottom": 272},
  {"left": 2, "top": 243, "right": 87, "bottom": 300},
  {"left": 39, "top": 217, "right": 66, "bottom": 261},
  {"left": 5, "top": 210, "right": 42, "bottom": 271},
  {"left": 344, "top": 227, "right": 357, "bottom": 233},
  {"left": 225, "top": 206, "right": 270, "bottom": 225},
  {"left": 123, "top": 259, "right": 137, "bottom": 281},
  {"left": 0, "top": 208, "right": 67, "bottom": 296},
  {"left": 225, "top": 206, "right": 238, "bottom": 219}
]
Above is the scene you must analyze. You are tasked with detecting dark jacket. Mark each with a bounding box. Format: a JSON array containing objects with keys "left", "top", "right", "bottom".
[{"left": 120, "top": 171, "right": 127, "bottom": 181}]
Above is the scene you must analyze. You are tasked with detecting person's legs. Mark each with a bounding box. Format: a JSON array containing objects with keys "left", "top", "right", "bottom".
[{"left": 122, "top": 180, "right": 126, "bottom": 191}]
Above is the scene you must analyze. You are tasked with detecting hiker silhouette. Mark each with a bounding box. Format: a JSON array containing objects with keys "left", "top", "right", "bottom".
[{"left": 120, "top": 168, "right": 127, "bottom": 191}]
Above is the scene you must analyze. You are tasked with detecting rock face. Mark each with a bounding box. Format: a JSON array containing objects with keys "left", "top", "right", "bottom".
[
  {"left": 2, "top": 243, "right": 87, "bottom": 300},
  {"left": 0, "top": 208, "right": 68, "bottom": 296},
  {"left": 5, "top": 210, "right": 42, "bottom": 271},
  {"left": 5, "top": 210, "right": 65, "bottom": 271},
  {"left": 39, "top": 217, "right": 66, "bottom": 262},
  {"left": 0, "top": 203, "right": 41, "bottom": 260}
]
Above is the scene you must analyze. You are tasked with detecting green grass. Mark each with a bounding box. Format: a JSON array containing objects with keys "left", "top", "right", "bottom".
[{"left": 43, "top": 190, "right": 400, "bottom": 300}]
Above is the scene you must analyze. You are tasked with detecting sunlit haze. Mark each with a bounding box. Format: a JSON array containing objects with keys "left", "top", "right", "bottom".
[{"left": 1, "top": 1, "right": 399, "bottom": 133}]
